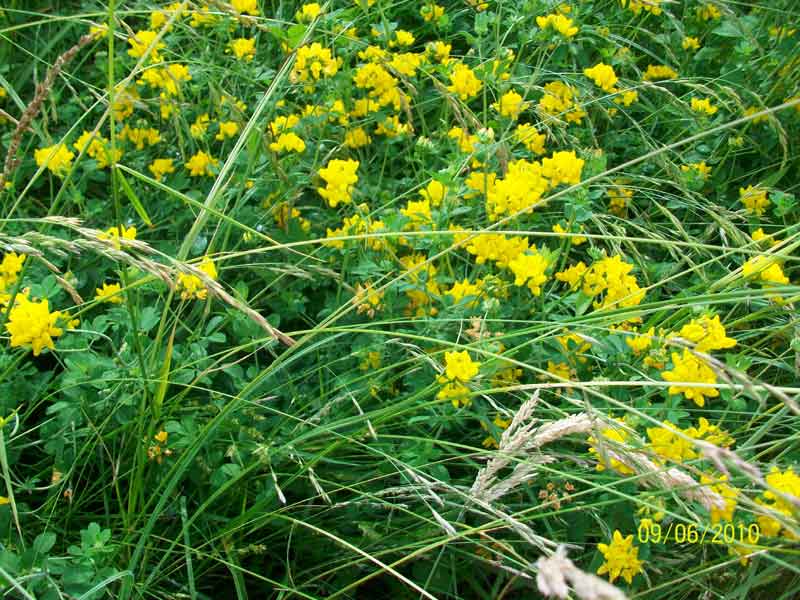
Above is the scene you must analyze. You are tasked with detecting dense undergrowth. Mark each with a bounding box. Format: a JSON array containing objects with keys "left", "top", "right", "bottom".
[{"left": 0, "top": 0, "right": 799, "bottom": 598}]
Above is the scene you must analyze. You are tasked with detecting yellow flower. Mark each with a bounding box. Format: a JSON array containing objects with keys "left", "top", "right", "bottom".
[
  {"left": 682, "top": 36, "right": 701, "bottom": 51},
  {"left": 190, "top": 113, "right": 211, "bottom": 139},
  {"left": 546, "top": 360, "right": 572, "bottom": 381},
  {"left": 584, "top": 63, "right": 618, "bottom": 92},
  {"left": 691, "top": 97, "right": 718, "bottom": 116},
  {"left": 89, "top": 24, "right": 108, "bottom": 38},
  {"left": 536, "top": 13, "right": 578, "bottom": 37},
  {"left": 555, "top": 261, "right": 587, "bottom": 290},
  {"left": 508, "top": 248, "right": 550, "bottom": 295},
  {"left": 269, "top": 132, "right": 306, "bottom": 153},
  {"left": 317, "top": 159, "right": 359, "bottom": 207},
  {"left": 696, "top": 3, "right": 721, "bottom": 20},
  {"left": 73, "top": 131, "right": 121, "bottom": 169},
  {"left": 185, "top": 151, "right": 219, "bottom": 177},
  {"left": 681, "top": 161, "right": 712, "bottom": 180},
  {"left": 642, "top": 64, "right": 678, "bottom": 81},
  {"left": 148, "top": 158, "right": 175, "bottom": 181},
  {"left": 291, "top": 43, "right": 339, "bottom": 84},
  {"left": 231, "top": 0, "right": 259, "bottom": 15},
  {"left": 5, "top": 294, "right": 64, "bottom": 356},
  {"left": 0, "top": 252, "right": 26, "bottom": 297},
  {"left": 420, "top": 3, "right": 444, "bottom": 22},
  {"left": 189, "top": 4, "right": 220, "bottom": 27},
  {"left": 739, "top": 185, "right": 770, "bottom": 216},
  {"left": 344, "top": 127, "right": 372, "bottom": 148},
  {"left": 515, "top": 123, "right": 546, "bottom": 154},
  {"left": 215, "top": 121, "right": 239, "bottom": 140},
  {"left": 112, "top": 85, "right": 140, "bottom": 121},
  {"left": 614, "top": 89, "right": 639, "bottom": 107},
  {"left": 661, "top": 349, "right": 718, "bottom": 407},
  {"left": 541, "top": 150, "right": 584, "bottom": 186},
  {"left": 701, "top": 474, "right": 739, "bottom": 523},
  {"left": 446, "top": 279, "right": 484, "bottom": 308},
  {"left": 150, "top": 2, "right": 184, "bottom": 30},
  {"left": 440, "top": 350, "right": 480, "bottom": 382},
  {"left": 588, "top": 420, "right": 635, "bottom": 475},
  {"left": 673, "top": 314, "right": 736, "bottom": 353},
  {"left": 390, "top": 30, "right": 415, "bottom": 48},
  {"left": 119, "top": 125, "right": 161, "bottom": 149},
  {"left": 437, "top": 381, "right": 471, "bottom": 408},
  {"left": 743, "top": 256, "right": 789, "bottom": 286},
  {"left": 579, "top": 254, "right": 645, "bottom": 311},
  {"left": 296, "top": 2, "right": 322, "bottom": 22},
  {"left": 447, "top": 63, "right": 482, "bottom": 101},
  {"left": 620, "top": 0, "right": 662, "bottom": 15},
  {"left": 229, "top": 38, "right": 256, "bottom": 62},
  {"left": 127, "top": 30, "right": 165, "bottom": 62},
  {"left": 538, "top": 81, "right": 585, "bottom": 124},
  {"left": 34, "top": 143, "right": 74, "bottom": 177},
  {"left": 401, "top": 198, "right": 432, "bottom": 226},
  {"left": 492, "top": 90, "right": 527, "bottom": 119},
  {"left": 99, "top": 224, "right": 137, "bottom": 249},
  {"left": 420, "top": 180, "right": 447, "bottom": 206},
  {"left": 95, "top": 282, "right": 124, "bottom": 304},
  {"left": 597, "top": 530, "right": 645, "bottom": 584},
  {"left": 626, "top": 326, "right": 654, "bottom": 354},
  {"left": 177, "top": 256, "right": 217, "bottom": 300},
  {"left": 646, "top": 422, "right": 697, "bottom": 463},
  {"left": 756, "top": 466, "right": 800, "bottom": 539}
]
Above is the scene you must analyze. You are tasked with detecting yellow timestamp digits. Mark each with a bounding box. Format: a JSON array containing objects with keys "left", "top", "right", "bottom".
[{"left": 637, "top": 522, "right": 760, "bottom": 545}]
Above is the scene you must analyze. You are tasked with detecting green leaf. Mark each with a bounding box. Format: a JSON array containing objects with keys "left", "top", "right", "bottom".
[{"left": 116, "top": 170, "right": 152, "bottom": 226}]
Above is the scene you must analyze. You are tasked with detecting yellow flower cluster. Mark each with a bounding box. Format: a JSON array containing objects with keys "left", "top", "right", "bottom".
[
  {"left": 661, "top": 349, "right": 719, "bottom": 407},
  {"left": 0, "top": 252, "right": 25, "bottom": 305},
  {"left": 620, "top": 0, "right": 663, "bottom": 16},
  {"left": 185, "top": 151, "right": 219, "bottom": 177},
  {"left": 691, "top": 97, "right": 719, "bottom": 116},
  {"left": 325, "top": 210, "right": 385, "bottom": 250},
  {"left": 515, "top": 123, "right": 546, "bottom": 154},
  {"left": 597, "top": 530, "right": 645, "bottom": 584},
  {"left": 291, "top": 43, "right": 340, "bottom": 86},
  {"left": 138, "top": 64, "right": 191, "bottom": 96},
  {"left": 127, "top": 30, "right": 165, "bottom": 62},
  {"left": 456, "top": 232, "right": 530, "bottom": 269},
  {"left": 743, "top": 256, "right": 790, "bottom": 286},
  {"left": 492, "top": 90, "right": 527, "bottom": 119},
  {"left": 5, "top": 294, "right": 64, "bottom": 356},
  {"left": 536, "top": 13, "right": 579, "bottom": 38},
  {"left": 317, "top": 159, "right": 359, "bottom": 207},
  {"left": 446, "top": 279, "right": 485, "bottom": 308},
  {"left": 74, "top": 131, "right": 122, "bottom": 169},
  {"left": 95, "top": 282, "right": 123, "bottom": 304},
  {"left": 643, "top": 64, "right": 678, "bottom": 81},
  {"left": 99, "top": 224, "right": 137, "bottom": 249},
  {"left": 508, "top": 248, "right": 550, "bottom": 295},
  {"left": 437, "top": 350, "right": 480, "bottom": 408},
  {"left": 148, "top": 158, "right": 175, "bottom": 181},
  {"left": 588, "top": 419, "right": 635, "bottom": 476},
  {"left": 739, "top": 185, "right": 770, "bottom": 215},
  {"left": 538, "top": 81, "right": 586, "bottom": 124},
  {"left": 229, "top": 38, "right": 256, "bottom": 62},
  {"left": 177, "top": 256, "right": 217, "bottom": 300},
  {"left": 119, "top": 125, "right": 161, "bottom": 149},
  {"left": 756, "top": 467, "right": 800, "bottom": 539},
  {"left": 447, "top": 63, "right": 482, "bottom": 101},
  {"left": 557, "top": 255, "right": 645, "bottom": 311},
  {"left": 34, "top": 143, "right": 74, "bottom": 177},
  {"left": 583, "top": 63, "right": 618, "bottom": 92}
]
